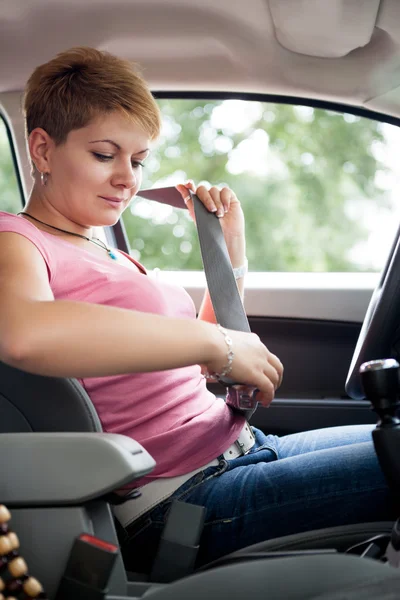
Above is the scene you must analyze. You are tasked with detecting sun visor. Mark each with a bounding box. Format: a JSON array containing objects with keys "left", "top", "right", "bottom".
[{"left": 268, "top": 0, "right": 381, "bottom": 58}]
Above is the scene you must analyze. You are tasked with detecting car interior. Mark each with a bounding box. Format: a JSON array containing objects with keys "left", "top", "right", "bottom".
[{"left": 3, "top": 0, "right": 400, "bottom": 598}]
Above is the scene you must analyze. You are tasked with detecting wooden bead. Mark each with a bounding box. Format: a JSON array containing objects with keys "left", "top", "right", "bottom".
[
  {"left": 0, "top": 594, "right": 4, "bottom": 600},
  {"left": 7, "top": 532, "right": 19, "bottom": 551},
  {"left": 0, "top": 507, "right": 10, "bottom": 525},
  {"left": 8, "top": 556, "right": 27, "bottom": 578},
  {"left": 0, "top": 536, "right": 11, "bottom": 556},
  {"left": 23, "top": 576, "right": 43, "bottom": 597}
]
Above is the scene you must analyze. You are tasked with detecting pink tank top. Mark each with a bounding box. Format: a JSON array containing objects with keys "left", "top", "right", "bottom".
[{"left": 0, "top": 212, "right": 244, "bottom": 483}]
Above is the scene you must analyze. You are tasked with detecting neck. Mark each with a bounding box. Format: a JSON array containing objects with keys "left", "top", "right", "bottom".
[{"left": 24, "top": 196, "right": 93, "bottom": 239}]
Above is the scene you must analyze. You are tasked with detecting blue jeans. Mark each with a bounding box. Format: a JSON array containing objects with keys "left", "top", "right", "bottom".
[{"left": 121, "top": 424, "right": 395, "bottom": 571}]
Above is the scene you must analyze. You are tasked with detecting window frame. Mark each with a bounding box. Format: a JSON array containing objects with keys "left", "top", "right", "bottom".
[
  {"left": 0, "top": 110, "right": 26, "bottom": 208},
  {"left": 152, "top": 91, "right": 400, "bottom": 127}
]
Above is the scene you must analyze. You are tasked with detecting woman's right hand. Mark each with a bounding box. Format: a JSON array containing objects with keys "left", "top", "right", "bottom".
[{"left": 205, "top": 328, "right": 284, "bottom": 408}]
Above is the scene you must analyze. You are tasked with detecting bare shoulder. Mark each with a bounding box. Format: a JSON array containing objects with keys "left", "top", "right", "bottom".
[{"left": 0, "top": 231, "right": 54, "bottom": 302}]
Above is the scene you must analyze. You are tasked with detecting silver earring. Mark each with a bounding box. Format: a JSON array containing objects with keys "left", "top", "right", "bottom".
[{"left": 40, "top": 172, "right": 49, "bottom": 186}]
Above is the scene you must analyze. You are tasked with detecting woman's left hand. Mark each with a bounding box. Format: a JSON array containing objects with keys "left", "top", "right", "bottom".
[{"left": 176, "top": 181, "right": 245, "bottom": 241}]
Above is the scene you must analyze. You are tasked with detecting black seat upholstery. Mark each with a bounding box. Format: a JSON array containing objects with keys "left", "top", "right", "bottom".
[{"left": 0, "top": 361, "right": 102, "bottom": 433}]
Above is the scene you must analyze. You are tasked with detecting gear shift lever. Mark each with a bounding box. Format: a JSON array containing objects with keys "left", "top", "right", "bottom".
[
  {"left": 360, "top": 358, "right": 400, "bottom": 494},
  {"left": 360, "top": 359, "right": 400, "bottom": 425},
  {"left": 346, "top": 359, "right": 400, "bottom": 565}
]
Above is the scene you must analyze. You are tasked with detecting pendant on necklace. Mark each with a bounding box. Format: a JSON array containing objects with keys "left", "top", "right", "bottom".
[{"left": 109, "top": 250, "right": 118, "bottom": 260}]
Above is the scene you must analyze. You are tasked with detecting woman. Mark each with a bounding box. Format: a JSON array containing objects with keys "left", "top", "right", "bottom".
[{"left": 0, "top": 47, "right": 393, "bottom": 570}]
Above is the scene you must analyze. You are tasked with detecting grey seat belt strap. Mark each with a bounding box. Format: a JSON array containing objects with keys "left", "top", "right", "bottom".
[
  {"left": 138, "top": 187, "right": 250, "bottom": 332},
  {"left": 137, "top": 187, "right": 257, "bottom": 418},
  {"left": 190, "top": 191, "right": 251, "bottom": 333}
]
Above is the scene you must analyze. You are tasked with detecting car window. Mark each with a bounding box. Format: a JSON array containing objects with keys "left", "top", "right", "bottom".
[
  {"left": 0, "top": 116, "right": 23, "bottom": 213},
  {"left": 120, "top": 99, "right": 400, "bottom": 273}
]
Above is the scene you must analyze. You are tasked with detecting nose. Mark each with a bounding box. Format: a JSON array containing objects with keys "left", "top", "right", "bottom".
[{"left": 112, "top": 161, "right": 138, "bottom": 191}]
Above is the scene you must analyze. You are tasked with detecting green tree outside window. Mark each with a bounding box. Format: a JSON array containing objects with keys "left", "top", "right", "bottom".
[{"left": 123, "top": 100, "right": 394, "bottom": 273}]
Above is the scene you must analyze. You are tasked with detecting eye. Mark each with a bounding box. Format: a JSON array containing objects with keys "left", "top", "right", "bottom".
[
  {"left": 92, "top": 152, "right": 144, "bottom": 169},
  {"left": 92, "top": 152, "right": 113, "bottom": 162},
  {"left": 132, "top": 160, "right": 145, "bottom": 169}
]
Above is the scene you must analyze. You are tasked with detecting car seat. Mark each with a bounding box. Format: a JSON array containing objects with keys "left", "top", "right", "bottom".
[
  {"left": 1, "top": 430, "right": 399, "bottom": 600},
  {"left": 0, "top": 360, "right": 394, "bottom": 582}
]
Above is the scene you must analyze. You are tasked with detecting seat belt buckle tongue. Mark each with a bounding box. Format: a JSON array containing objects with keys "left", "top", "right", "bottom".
[
  {"left": 54, "top": 534, "right": 119, "bottom": 600},
  {"left": 225, "top": 384, "right": 259, "bottom": 411}
]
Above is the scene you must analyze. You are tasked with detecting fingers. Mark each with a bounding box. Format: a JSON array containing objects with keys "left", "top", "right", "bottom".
[
  {"left": 208, "top": 186, "right": 231, "bottom": 217},
  {"left": 176, "top": 182, "right": 194, "bottom": 204},
  {"left": 263, "top": 361, "right": 281, "bottom": 391},
  {"left": 176, "top": 182, "right": 235, "bottom": 218},
  {"left": 185, "top": 180, "right": 196, "bottom": 192},
  {"left": 251, "top": 346, "right": 283, "bottom": 407},
  {"left": 195, "top": 185, "right": 221, "bottom": 216},
  {"left": 254, "top": 377, "right": 275, "bottom": 408},
  {"left": 256, "top": 389, "right": 275, "bottom": 408},
  {"left": 268, "top": 351, "right": 284, "bottom": 388},
  {"left": 175, "top": 183, "right": 195, "bottom": 222},
  {"left": 256, "top": 353, "right": 283, "bottom": 407}
]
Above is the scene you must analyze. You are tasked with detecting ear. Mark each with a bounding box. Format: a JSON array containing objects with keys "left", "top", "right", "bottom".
[{"left": 28, "top": 128, "right": 55, "bottom": 174}]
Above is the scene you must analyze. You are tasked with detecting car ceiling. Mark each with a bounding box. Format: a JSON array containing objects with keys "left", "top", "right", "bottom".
[{"left": 1, "top": 0, "right": 400, "bottom": 119}]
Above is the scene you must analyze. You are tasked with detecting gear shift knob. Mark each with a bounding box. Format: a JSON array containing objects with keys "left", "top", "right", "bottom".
[
  {"left": 361, "top": 359, "right": 400, "bottom": 497},
  {"left": 360, "top": 359, "right": 399, "bottom": 413}
]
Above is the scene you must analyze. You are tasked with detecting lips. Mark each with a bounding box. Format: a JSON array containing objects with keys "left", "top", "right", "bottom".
[{"left": 100, "top": 196, "right": 124, "bottom": 203}]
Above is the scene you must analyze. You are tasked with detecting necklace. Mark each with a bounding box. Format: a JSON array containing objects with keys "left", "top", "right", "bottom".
[{"left": 17, "top": 212, "right": 118, "bottom": 260}]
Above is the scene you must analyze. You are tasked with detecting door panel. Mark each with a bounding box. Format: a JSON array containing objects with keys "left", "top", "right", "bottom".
[
  {"left": 250, "top": 317, "right": 360, "bottom": 399},
  {"left": 252, "top": 398, "right": 375, "bottom": 437}
]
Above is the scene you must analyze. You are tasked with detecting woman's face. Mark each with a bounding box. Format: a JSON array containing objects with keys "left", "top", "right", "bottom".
[{"left": 37, "top": 111, "right": 151, "bottom": 228}]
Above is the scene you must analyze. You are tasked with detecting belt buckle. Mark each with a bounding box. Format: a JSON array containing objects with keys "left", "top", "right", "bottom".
[
  {"left": 235, "top": 422, "right": 255, "bottom": 456},
  {"left": 225, "top": 385, "right": 258, "bottom": 411},
  {"left": 235, "top": 440, "right": 248, "bottom": 456}
]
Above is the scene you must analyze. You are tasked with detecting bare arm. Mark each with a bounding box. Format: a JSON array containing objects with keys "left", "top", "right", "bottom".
[
  {"left": 197, "top": 274, "right": 245, "bottom": 324},
  {"left": 0, "top": 233, "right": 224, "bottom": 377}
]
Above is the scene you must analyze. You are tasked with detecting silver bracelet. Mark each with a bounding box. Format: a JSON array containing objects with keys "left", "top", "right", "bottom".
[
  {"left": 232, "top": 258, "right": 248, "bottom": 280},
  {"left": 204, "top": 324, "right": 234, "bottom": 381}
]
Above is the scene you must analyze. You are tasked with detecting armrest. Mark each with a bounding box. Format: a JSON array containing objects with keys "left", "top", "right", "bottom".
[{"left": 0, "top": 432, "right": 155, "bottom": 506}]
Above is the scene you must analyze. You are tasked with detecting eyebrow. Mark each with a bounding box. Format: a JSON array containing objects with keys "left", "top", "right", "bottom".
[{"left": 89, "top": 139, "right": 149, "bottom": 154}]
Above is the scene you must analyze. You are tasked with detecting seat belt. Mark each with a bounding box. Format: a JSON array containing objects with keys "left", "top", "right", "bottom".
[
  {"left": 137, "top": 187, "right": 258, "bottom": 582},
  {"left": 138, "top": 187, "right": 258, "bottom": 420}
]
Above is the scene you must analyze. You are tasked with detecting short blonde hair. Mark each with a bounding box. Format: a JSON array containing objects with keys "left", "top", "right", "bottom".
[{"left": 23, "top": 47, "right": 161, "bottom": 147}]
